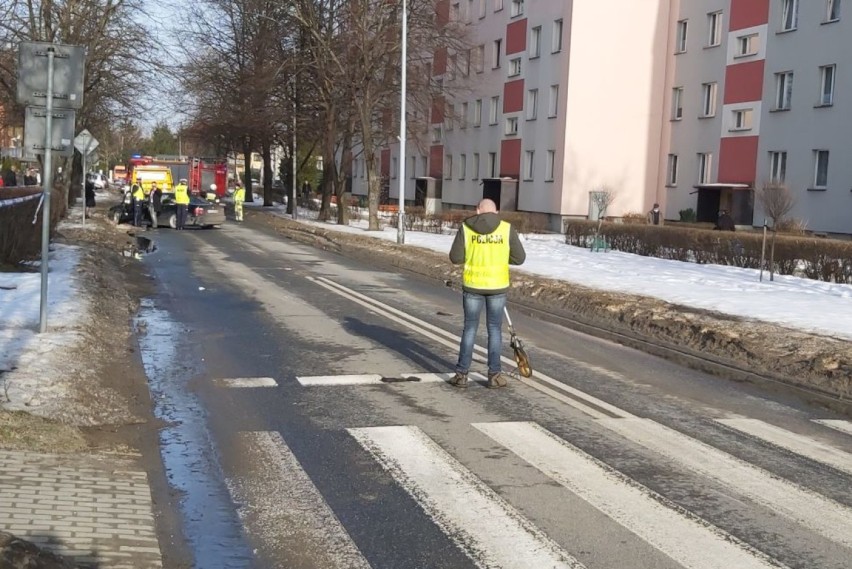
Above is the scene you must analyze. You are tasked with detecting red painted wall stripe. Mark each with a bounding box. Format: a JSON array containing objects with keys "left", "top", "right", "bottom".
[
  {"left": 503, "top": 79, "right": 524, "bottom": 113},
  {"left": 436, "top": 0, "right": 450, "bottom": 28},
  {"left": 719, "top": 136, "right": 759, "bottom": 184},
  {"left": 429, "top": 145, "right": 444, "bottom": 179},
  {"left": 723, "top": 60, "right": 765, "bottom": 104},
  {"left": 506, "top": 19, "right": 527, "bottom": 55},
  {"left": 381, "top": 149, "right": 391, "bottom": 178},
  {"left": 500, "top": 139, "right": 521, "bottom": 177},
  {"left": 730, "top": 0, "right": 770, "bottom": 31},
  {"left": 431, "top": 97, "right": 445, "bottom": 124},
  {"left": 433, "top": 48, "right": 447, "bottom": 76}
]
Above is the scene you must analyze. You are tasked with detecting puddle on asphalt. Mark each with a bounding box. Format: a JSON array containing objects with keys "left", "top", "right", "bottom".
[{"left": 136, "top": 298, "right": 253, "bottom": 568}]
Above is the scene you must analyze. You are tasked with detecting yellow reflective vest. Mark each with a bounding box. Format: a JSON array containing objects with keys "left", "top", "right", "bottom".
[
  {"left": 174, "top": 183, "right": 190, "bottom": 205},
  {"left": 132, "top": 185, "right": 145, "bottom": 201},
  {"left": 462, "top": 221, "right": 511, "bottom": 291},
  {"left": 233, "top": 187, "right": 245, "bottom": 203}
]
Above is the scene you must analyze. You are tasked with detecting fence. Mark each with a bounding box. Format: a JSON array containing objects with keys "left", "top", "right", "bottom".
[{"left": 0, "top": 186, "right": 66, "bottom": 267}]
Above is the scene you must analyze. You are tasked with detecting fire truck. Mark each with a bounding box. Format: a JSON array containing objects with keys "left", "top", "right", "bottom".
[{"left": 127, "top": 155, "right": 228, "bottom": 198}]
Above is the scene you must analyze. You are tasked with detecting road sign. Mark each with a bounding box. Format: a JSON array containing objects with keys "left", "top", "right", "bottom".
[
  {"left": 22, "top": 106, "right": 75, "bottom": 159},
  {"left": 74, "top": 129, "right": 99, "bottom": 155},
  {"left": 16, "top": 42, "right": 85, "bottom": 109}
]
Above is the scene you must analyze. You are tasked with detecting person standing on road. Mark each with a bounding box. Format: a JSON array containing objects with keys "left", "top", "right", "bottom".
[
  {"left": 174, "top": 178, "right": 190, "bottom": 230},
  {"left": 131, "top": 182, "right": 146, "bottom": 227},
  {"left": 84, "top": 176, "right": 96, "bottom": 217},
  {"left": 233, "top": 180, "right": 245, "bottom": 222},
  {"left": 448, "top": 198, "right": 526, "bottom": 389},
  {"left": 148, "top": 182, "right": 162, "bottom": 229},
  {"left": 647, "top": 203, "right": 663, "bottom": 226}
]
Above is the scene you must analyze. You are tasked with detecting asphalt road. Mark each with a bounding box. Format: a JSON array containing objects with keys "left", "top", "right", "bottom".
[{"left": 136, "top": 218, "right": 852, "bottom": 569}]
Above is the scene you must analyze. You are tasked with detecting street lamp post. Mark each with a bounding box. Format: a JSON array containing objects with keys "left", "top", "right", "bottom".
[{"left": 397, "top": 0, "right": 407, "bottom": 245}]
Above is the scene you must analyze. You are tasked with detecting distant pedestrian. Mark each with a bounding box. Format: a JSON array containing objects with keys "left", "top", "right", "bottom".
[
  {"left": 85, "top": 177, "right": 96, "bottom": 217},
  {"left": 714, "top": 210, "right": 736, "bottom": 231},
  {"left": 448, "top": 198, "right": 526, "bottom": 389},
  {"left": 647, "top": 203, "right": 664, "bottom": 226},
  {"left": 148, "top": 182, "right": 162, "bottom": 229},
  {"left": 131, "top": 182, "right": 146, "bottom": 227},
  {"left": 174, "top": 178, "right": 190, "bottom": 230},
  {"left": 2, "top": 166, "right": 17, "bottom": 187},
  {"left": 233, "top": 180, "right": 245, "bottom": 222},
  {"left": 24, "top": 169, "right": 37, "bottom": 186}
]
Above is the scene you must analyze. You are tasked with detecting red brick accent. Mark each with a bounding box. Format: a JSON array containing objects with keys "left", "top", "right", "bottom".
[
  {"left": 429, "top": 145, "right": 444, "bottom": 179},
  {"left": 431, "top": 97, "right": 445, "bottom": 124},
  {"left": 433, "top": 48, "right": 447, "bottom": 76},
  {"left": 724, "top": 60, "right": 765, "bottom": 104},
  {"left": 506, "top": 19, "right": 527, "bottom": 55},
  {"left": 503, "top": 80, "right": 524, "bottom": 113},
  {"left": 719, "top": 136, "right": 758, "bottom": 184},
  {"left": 436, "top": 0, "right": 450, "bottom": 28},
  {"left": 730, "top": 0, "right": 770, "bottom": 31},
  {"left": 500, "top": 139, "right": 521, "bottom": 177},
  {"left": 381, "top": 149, "right": 391, "bottom": 178}
]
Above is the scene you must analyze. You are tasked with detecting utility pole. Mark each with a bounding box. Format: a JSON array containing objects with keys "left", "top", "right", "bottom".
[{"left": 397, "top": 0, "right": 407, "bottom": 244}]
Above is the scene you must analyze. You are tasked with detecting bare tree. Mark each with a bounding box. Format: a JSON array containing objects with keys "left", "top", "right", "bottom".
[
  {"left": 590, "top": 186, "right": 616, "bottom": 233},
  {"left": 757, "top": 182, "right": 796, "bottom": 281}
]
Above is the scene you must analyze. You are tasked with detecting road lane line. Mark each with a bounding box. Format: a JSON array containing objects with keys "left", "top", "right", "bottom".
[
  {"left": 717, "top": 417, "right": 852, "bottom": 476},
  {"left": 815, "top": 419, "right": 852, "bottom": 437},
  {"left": 348, "top": 425, "right": 583, "bottom": 569},
  {"left": 297, "top": 373, "right": 482, "bottom": 386},
  {"left": 309, "top": 276, "right": 629, "bottom": 420},
  {"left": 216, "top": 377, "right": 278, "bottom": 388},
  {"left": 227, "top": 432, "right": 371, "bottom": 569},
  {"left": 474, "top": 421, "right": 787, "bottom": 569},
  {"left": 600, "top": 417, "right": 852, "bottom": 548}
]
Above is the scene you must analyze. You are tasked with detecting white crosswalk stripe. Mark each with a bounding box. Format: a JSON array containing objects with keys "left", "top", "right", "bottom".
[
  {"left": 813, "top": 419, "right": 852, "bottom": 437},
  {"left": 348, "top": 425, "right": 584, "bottom": 569},
  {"left": 718, "top": 417, "right": 852, "bottom": 476},
  {"left": 474, "top": 421, "right": 785, "bottom": 569},
  {"left": 599, "top": 417, "right": 852, "bottom": 548},
  {"left": 216, "top": 377, "right": 278, "bottom": 388}
]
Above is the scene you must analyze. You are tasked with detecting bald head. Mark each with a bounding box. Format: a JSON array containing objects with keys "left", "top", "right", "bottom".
[{"left": 476, "top": 199, "right": 498, "bottom": 214}]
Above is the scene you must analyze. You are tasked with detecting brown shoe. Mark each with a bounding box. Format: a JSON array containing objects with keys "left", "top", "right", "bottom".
[
  {"left": 449, "top": 372, "right": 469, "bottom": 388},
  {"left": 486, "top": 372, "right": 508, "bottom": 389}
]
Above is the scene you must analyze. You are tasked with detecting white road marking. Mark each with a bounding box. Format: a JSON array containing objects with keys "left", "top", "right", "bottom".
[
  {"left": 718, "top": 417, "right": 852, "bottom": 476},
  {"left": 309, "top": 276, "right": 629, "bottom": 420},
  {"left": 216, "top": 377, "right": 278, "bottom": 388},
  {"left": 297, "top": 372, "right": 470, "bottom": 386},
  {"left": 600, "top": 417, "right": 852, "bottom": 548},
  {"left": 815, "top": 419, "right": 852, "bottom": 437},
  {"left": 475, "top": 421, "right": 786, "bottom": 569},
  {"left": 227, "top": 432, "right": 371, "bottom": 568},
  {"left": 348, "top": 425, "right": 583, "bottom": 569}
]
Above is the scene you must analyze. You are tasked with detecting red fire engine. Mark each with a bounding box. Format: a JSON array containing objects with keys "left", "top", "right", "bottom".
[{"left": 127, "top": 155, "right": 228, "bottom": 198}]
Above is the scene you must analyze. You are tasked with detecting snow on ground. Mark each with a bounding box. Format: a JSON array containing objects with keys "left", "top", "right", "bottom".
[{"left": 254, "top": 202, "right": 852, "bottom": 341}]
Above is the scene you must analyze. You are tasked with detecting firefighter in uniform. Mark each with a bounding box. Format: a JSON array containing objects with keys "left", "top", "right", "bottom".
[
  {"left": 174, "top": 178, "right": 190, "bottom": 230},
  {"left": 233, "top": 181, "right": 245, "bottom": 222},
  {"left": 131, "top": 182, "right": 146, "bottom": 227},
  {"left": 448, "top": 199, "right": 526, "bottom": 389}
]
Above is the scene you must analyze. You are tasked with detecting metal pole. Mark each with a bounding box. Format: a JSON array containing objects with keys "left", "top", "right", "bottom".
[
  {"left": 397, "top": 0, "right": 407, "bottom": 245},
  {"left": 39, "top": 46, "right": 55, "bottom": 333},
  {"left": 292, "top": 94, "right": 297, "bottom": 220},
  {"left": 759, "top": 219, "right": 767, "bottom": 283},
  {"left": 81, "top": 148, "right": 87, "bottom": 228}
]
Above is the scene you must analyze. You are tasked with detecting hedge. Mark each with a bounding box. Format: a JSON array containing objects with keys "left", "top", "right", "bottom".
[
  {"left": 388, "top": 207, "right": 553, "bottom": 235},
  {"left": 565, "top": 220, "right": 852, "bottom": 284},
  {"left": 0, "top": 186, "right": 67, "bottom": 267}
]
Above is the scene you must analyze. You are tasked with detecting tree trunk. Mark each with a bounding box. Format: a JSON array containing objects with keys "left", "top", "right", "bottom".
[
  {"left": 336, "top": 129, "right": 353, "bottom": 226},
  {"left": 286, "top": 137, "right": 295, "bottom": 215},
  {"left": 242, "top": 138, "right": 253, "bottom": 201},
  {"left": 769, "top": 230, "right": 777, "bottom": 282},
  {"left": 261, "top": 138, "right": 273, "bottom": 207},
  {"left": 358, "top": 106, "right": 380, "bottom": 231}
]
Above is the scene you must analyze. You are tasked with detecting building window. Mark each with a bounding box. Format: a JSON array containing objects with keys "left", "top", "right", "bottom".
[
  {"left": 775, "top": 71, "right": 794, "bottom": 110},
  {"left": 530, "top": 26, "right": 541, "bottom": 58},
  {"left": 475, "top": 45, "right": 485, "bottom": 73},
  {"left": 545, "top": 150, "right": 555, "bottom": 181},
  {"left": 523, "top": 150, "right": 534, "bottom": 180},
  {"left": 392, "top": 157, "right": 397, "bottom": 179},
  {"left": 445, "top": 103, "right": 454, "bottom": 131},
  {"left": 675, "top": 20, "right": 688, "bottom": 53},
  {"left": 548, "top": 85, "right": 559, "bottom": 117},
  {"left": 813, "top": 150, "right": 830, "bottom": 188},
  {"left": 493, "top": 39, "right": 502, "bottom": 68},
  {"left": 697, "top": 153, "right": 712, "bottom": 184},
  {"left": 451, "top": 2, "right": 460, "bottom": 22},
  {"left": 432, "top": 126, "right": 442, "bottom": 143},
  {"left": 666, "top": 154, "right": 678, "bottom": 186},
  {"left": 488, "top": 152, "right": 497, "bottom": 178},
  {"left": 510, "top": 0, "right": 524, "bottom": 17},
  {"left": 410, "top": 156, "right": 417, "bottom": 179},
  {"left": 769, "top": 151, "right": 787, "bottom": 183},
  {"left": 819, "top": 64, "right": 836, "bottom": 106},
  {"left": 736, "top": 34, "right": 759, "bottom": 57},
  {"left": 708, "top": 11, "right": 723, "bottom": 47},
  {"left": 445, "top": 154, "right": 453, "bottom": 180},
  {"left": 459, "top": 154, "right": 466, "bottom": 179},
  {"left": 526, "top": 89, "right": 538, "bottom": 120},
  {"left": 827, "top": 0, "right": 841, "bottom": 22},
  {"left": 473, "top": 153, "right": 480, "bottom": 180},
  {"left": 672, "top": 87, "right": 684, "bottom": 120},
  {"left": 490, "top": 95, "right": 500, "bottom": 124},
  {"left": 701, "top": 82, "right": 717, "bottom": 117},
  {"left": 474, "top": 99, "right": 482, "bottom": 126},
  {"left": 731, "top": 108, "right": 753, "bottom": 131},
  {"left": 421, "top": 156, "right": 428, "bottom": 176},
  {"left": 461, "top": 102, "right": 469, "bottom": 129},
  {"left": 509, "top": 57, "right": 522, "bottom": 77},
  {"left": 494, "top": 0, "right": 503, "bottom": 11},
  {"left": 466, "top": 0, "right": 474, "bottom": 23},
  {"left": 479, "top": 0, "right": 487, "bottom": 19},
  {"left": 553, "top": 19, "right": 564, "bottom": 52},
  {"left": 448, "top": 54, "right": 457, "bottom": 80},
  {"left": 782, "top": 0, "right": 799, "bottom": 31},
  {"left": 505, "top": 116, "right": 519, "bottom": 135},
  {"left": 462, "top": 50, "right": 471, "bottom": 76}
]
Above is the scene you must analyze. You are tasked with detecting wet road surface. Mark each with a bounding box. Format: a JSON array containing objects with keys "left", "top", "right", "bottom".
[{"left": 135, "top": 220, "right": 852, "bottom": 569}]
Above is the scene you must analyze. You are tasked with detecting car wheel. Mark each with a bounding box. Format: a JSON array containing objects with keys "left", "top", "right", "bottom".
[
  {"left": 111, "top": 210, "right": 122, "bottom": 224},
  {"left": 168, "top": 213, "right": 177, "bottom": 229}
]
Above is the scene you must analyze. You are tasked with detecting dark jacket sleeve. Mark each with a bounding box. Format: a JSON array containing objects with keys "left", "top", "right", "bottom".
[
  {"left": 449, "top": 228, "right": 466, "bottom": 265},
  {"left": 509, "top": 227, "right": 526, "bottom": 265}
]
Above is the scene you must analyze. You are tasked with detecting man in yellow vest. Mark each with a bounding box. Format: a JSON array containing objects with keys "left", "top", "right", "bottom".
[
  {"left": 448, "top": 198, "right": 526, "bottom": 388},
  {"left": 131, "top": 182, "right": 146, "bottom": 227},
  {"left": 233, "top": 180, "right": 245, "bottom": 222},
  {"left": 174, "top": 178, "right": 190, "bottom": 230}
]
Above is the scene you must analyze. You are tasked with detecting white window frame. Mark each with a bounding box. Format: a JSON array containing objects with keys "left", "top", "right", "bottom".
[
  {"left": 530, "top": 26, "right": 541, "bottom": 58},
  {"left": 421, "top": 156, "right": 428, "bottom": 177},
  {"left": 697, "top": 153, "right": 712, "bottom": 184},
  {"left": 701, "top": 82, "right": 717, "bottom": 117},
  {"left": 672, "top": 87, "right": 684, "bottom": 120},
  {"left": 731, "top": 108, "right": 754, "bottom": 131},
  {"left": 488, "top": 152, "right": 498, "bottom": 178},
  {"left": 813, "top": 150, "right": 830, "bottom": 188},
  {"left": 676, "top": 20, "right": 688, "bottom": 53},
  {"left": 432, "top": 125, "right": 442, "bottom": 143},
  {"left": 494, "top": 0, "right": 503, "bottom": 11},
  {"left": 769, "top": 151, "right": 787, "bottom": 184},
  {"left": 523, "top": 150, "right": 534, "bottom": 181},
  {"left": 475, "top": 45, "right": 485, "bottom": 73},
  {"left": 510, "top": 0, "right": 524, "bottom": 18},
  {"left": 461, "top": 102, "right": 469, "bottom": 129},
  {"left": 473, "top": 153, "right": 480, "bottom": 180},
  {"left": 553, "top": 19, "right": 564, "bottom": 53},
  {"left": 666, "top": 154, "right": 678, "bottom": 186},
  {"left": 782, "top": 0, "right": 799, "bottom": 31},
  {"left": 445, "top": 154, "right": 453, "bottom": 180},
  {"left": 474, "top": 99, "right": 483, "bottom": 127},
  {"left": 410, "top": 156, "right": 416, "bottom": 179},
  {"left": 448, "top": 54, "right": 457, "bottom": 80},
  {"left": 505, "top": 116, "right": 519, "bottom": 135},
  {"left": 445, "top": 103, "right": 454, "bottom": 131},
  {"left": 459, "top": 154, "right": 466, "bottom": 180},
  {"left": 775, "top": 71, "right": 794, "bottom": 110},
  {"left": 479, "top": 0, "right": 487, "bottom": 19},
  {"left": 526, "top": 88, "right": 538, "bottom": 120},
  {"left": 489, "top": 95, "right": 500, "bottom": 125},
  {"left": 819, "top": 64, "right": 836, "bottom": 106},
  {"left": 509, "top": 57, "right": 522, "bottom": 77},
  {"left": 736, "top": 34, "right": 759, "bottom": 57},
  {"left": 548, "top": 85, "right": 559, "bottom": 117},
  {"left": 708, "top": 11, "right": 723, "bottom": 47},
  {"left": 545, "top": 150, "right": 555, "bottom": 182},
  {"left": 827, "top": 0, "right": 841, "bottom": 22}
]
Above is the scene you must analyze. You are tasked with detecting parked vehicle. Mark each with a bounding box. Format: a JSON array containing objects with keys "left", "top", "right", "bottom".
[
  {"left": 87, "top": 172, "right": 107, "bottom": 189},
  {"left": 108, "top": 190, "right": 225, "bottom": 229}
]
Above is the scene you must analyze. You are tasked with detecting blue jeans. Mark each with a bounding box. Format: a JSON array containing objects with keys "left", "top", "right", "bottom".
[{"left": 456, "top": 292, "right": 506, "bottom": 376}]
